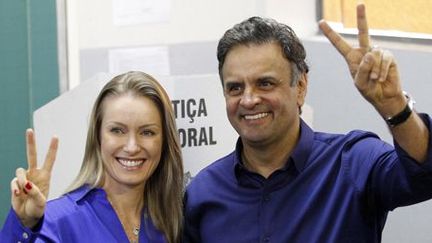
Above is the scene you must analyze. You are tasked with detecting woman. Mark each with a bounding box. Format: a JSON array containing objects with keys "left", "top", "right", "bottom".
[{"left": 1, "top": 71, "right": 184, "bottom": 243}]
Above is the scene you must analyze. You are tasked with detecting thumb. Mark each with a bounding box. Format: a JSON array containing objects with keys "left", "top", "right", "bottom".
[
  {"left": 23, "top": 181, "right": 47, "bottom": 210},
  {"left": 11, "top": 179, "right": 47, "bottom": 228},
  {"left": 14, "top": 181, "right": 47, "bottom": 221},
  {"left": 11, "top": 177, "right": 22, "bottom": 206}
]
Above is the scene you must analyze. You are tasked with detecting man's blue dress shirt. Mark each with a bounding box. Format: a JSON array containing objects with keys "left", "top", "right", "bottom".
[
  {"left": 184, "top": 116, "right": 432, "bottom": 243},
  {"left": 1, "top": 186, "right": 166, "bottom": 242}
]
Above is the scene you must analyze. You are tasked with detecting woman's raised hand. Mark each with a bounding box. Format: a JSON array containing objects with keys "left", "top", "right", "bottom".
[{"left": 10, "top": 129, "right": 58, "bottom": 228}]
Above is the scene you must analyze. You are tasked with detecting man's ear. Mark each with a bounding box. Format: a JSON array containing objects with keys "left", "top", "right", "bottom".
[{"left": 297, "top": 73, "right": 308, "bottom": 107}]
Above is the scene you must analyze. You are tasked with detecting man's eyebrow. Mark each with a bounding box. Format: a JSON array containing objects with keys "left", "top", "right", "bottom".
[
  {"left": 224, "top": 80, "right": 242, "bottom": 87},
  {"left": 257, "top": 76, "right": 277, "bottom": 81}
]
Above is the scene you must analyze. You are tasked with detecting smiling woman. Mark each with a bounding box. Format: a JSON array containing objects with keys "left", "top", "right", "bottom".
[
  {"left": 0, "top": 71, "right": 184, "bottom": 243},
  {"left": 100, "top": 94, "right": 163, "bottom": 190}
]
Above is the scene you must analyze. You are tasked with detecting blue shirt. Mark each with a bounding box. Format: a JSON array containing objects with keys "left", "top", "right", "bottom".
[
  {"left": 1, "top": 186, "right": 166, "bottom": 243},
  {"left": 184, "top": 116, "right": 432, "bottom": 243}
]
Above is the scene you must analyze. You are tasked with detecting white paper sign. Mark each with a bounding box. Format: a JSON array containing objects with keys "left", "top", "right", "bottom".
[
  {"left": 112, "top": 0, "right": 170, "bottom": 26},
  {"left": 109, "top": 46, "right": 170, "bottom": 76}
]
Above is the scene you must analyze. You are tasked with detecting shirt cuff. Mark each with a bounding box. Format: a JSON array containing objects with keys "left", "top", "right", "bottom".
[
  {"left": 394, "top": 113, "right": 432, "bottom": 174},
  {"left": 0, "top": 208, "right": 43, "bottom": 242}
]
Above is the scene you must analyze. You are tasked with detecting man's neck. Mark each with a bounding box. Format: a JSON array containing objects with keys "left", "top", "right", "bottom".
[{"left": 241, "top": 128, "right": 300, "bottom": 178}]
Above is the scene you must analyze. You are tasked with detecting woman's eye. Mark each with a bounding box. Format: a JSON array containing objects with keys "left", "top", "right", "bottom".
[
  {"left": 110, "top": 127, "right": 124, "bottom": 134},
  {"left": 141, "top": 130, "right": 155, "bottom": 136}
]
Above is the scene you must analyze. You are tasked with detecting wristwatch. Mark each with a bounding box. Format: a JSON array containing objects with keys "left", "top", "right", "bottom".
[{"left": 385, "top": 91, "right": 415, "bottom": 127}]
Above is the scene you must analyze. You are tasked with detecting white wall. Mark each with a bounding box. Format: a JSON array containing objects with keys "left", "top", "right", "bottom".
[{"left": 65, "top": 0, "right": 318, "bottom": 88}]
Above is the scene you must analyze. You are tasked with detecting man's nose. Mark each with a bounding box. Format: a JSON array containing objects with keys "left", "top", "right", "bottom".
[{"left": 239, "top": 88, "right": 261, "bottom": 108}]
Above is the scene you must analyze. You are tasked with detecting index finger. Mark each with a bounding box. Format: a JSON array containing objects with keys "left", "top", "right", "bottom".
[
  {"left": 42, "top": 136, "right": 59, "bottom": 172},
  {"left": 356, "top": 3, "right": 370, "bottom": 49},
  {"left": 318, "top": 20, "right": 352, "bottom": 57},
  {"left": 26, "top": 129, "right": 37, "bottom": 170}
]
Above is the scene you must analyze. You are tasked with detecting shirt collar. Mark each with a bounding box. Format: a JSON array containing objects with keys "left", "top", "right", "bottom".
[
  {"left": 291, "top": 119, "right": 314, "bottom": 172},
  {"left": 234, "top": 118, "right": 314, "bottom": 174},
  {"left": 66, "top": 184, "right": 100, "bottom": 203}
]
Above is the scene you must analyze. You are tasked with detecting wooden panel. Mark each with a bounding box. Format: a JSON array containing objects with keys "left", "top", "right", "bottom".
[
  {"left": 322, "top": 0, "right": 342, "bottom": 22},
  {"left": 324, "top": 0, "right": 432, "bottom": 34}
]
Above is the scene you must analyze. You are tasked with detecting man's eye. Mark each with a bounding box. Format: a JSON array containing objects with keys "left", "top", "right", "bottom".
[
  {"left": 226, "top": 84, "right": 242, "bottom": 95},
  {"left": 258, "top": 80, "right": 274, "bottom": 88},
  {"left": 230, "top": 85, "right": 241, "bottom": 91}
]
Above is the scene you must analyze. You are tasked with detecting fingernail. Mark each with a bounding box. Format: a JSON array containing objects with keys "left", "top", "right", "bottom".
[
  {"left": 25, "top": 182, "right": 32, "bottom": 190},
  {"left": 370, "top": 73, "right": 378, "bottom": 80}
]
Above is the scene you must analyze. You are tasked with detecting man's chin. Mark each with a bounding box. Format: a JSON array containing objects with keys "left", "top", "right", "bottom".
[{"left": 240, "top": 134, "right": 269, "bottom": 145}]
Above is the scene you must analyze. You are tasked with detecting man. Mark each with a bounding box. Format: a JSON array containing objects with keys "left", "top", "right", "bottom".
[{"left": 184, "top": 4, "right": 432, "bottom": 243}]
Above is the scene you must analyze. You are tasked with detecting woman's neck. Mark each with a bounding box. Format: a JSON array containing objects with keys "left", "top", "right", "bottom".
[
  {"left": 103, "top": 183, "right": 145, "bottom": 243},
  {"left": 103, "top": 182, "right": 145, "bottom": 217}
]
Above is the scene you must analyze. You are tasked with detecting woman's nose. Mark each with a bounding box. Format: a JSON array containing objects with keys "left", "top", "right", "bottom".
[{"left": 123, "top": 135, "right": 140, "bottom": 154}]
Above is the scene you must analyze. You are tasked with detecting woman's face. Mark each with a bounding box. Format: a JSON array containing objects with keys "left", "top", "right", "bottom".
[{"left": 99, "top": 93, "right": 163, "bottom": 190}]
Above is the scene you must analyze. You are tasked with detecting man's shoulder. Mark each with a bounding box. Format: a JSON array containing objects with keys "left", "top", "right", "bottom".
[
  {"left": 313, "top": 129, "right": 393, "bottom": 163},
  {"left": 314, "top": 129, "right": 381, "bottom": 146},
  {"left": 187, "top": 151, "right": 236, "bottom": 187},
  {"left": 199, "top": 151, "right": 236, "bottom": 174}
]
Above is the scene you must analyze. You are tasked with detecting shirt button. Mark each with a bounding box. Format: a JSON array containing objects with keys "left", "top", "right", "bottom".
[{"left": 22, "top": 232, "right": 29, "bottom": 239}]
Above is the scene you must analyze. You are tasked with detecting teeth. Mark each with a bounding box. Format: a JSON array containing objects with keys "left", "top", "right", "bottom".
[
  {"left": 244, "top": 113, "right": 269, "bottom": 120},
  {"left": 118, "top": 159, "right": 144, "bottom": 167}
]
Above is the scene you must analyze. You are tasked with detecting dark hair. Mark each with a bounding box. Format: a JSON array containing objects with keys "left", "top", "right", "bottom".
[{"left": 217, "top": 16, "right": 309, "bottom": 85}]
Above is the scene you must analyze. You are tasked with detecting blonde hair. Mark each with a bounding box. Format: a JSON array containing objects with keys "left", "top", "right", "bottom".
[{"left": 66, "top": 71, "right": 184, "bottom": 243}]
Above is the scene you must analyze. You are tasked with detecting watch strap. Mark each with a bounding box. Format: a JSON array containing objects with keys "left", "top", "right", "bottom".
[{"left": 385, "top": 102, "right": 412, "bottom": 127}]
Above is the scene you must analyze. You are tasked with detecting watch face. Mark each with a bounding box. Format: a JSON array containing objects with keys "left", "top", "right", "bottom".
[{"left": 403, "top": 91, "right": 415, "bottom": 109}]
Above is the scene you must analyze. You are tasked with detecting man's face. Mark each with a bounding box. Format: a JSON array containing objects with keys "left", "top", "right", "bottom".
[{"left": 221, "top": 42, "right": 307, "bottom": 147}]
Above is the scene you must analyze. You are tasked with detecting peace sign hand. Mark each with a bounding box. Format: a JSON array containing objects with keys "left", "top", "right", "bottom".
[
  {"left": 10, "top": 129, "right": 59, "bottom": 228},
  {"left": 318, "top": 3, "right": 405, "bottom": 117}
]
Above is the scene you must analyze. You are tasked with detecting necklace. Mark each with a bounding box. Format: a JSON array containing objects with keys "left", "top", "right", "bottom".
[
  {"left": 133, "top": 226, "right": 140, "bottom": 236},
  {"left": 130, "top": 225, "right": 140, "bottom": 243},
  {"left": 107, "top": 197, "right": 141, "bottom": 242},
  {"left": 131, "top": 226, "right": 139, "bottom": 243}
]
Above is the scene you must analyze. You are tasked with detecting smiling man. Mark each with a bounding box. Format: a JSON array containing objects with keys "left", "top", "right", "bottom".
[{"left": 184, "top": 4, "right": 432, "bottom": 243}]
